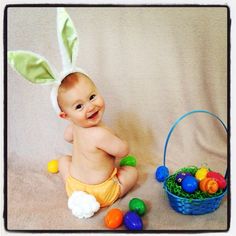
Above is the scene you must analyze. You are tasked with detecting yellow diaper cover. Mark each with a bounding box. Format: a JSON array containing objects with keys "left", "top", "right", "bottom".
[{"left": 66, "top": 168, "right": 121, "bottom": 207}]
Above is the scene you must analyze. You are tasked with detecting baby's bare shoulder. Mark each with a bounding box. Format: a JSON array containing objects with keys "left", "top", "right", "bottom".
[
  {"left": 89, "top": 126, "right": 111, "bottom": 137},
  {"left": 64, "top": 123, "right": 74, "bottom": 143},
  {"left": 88, "top": 126, "right": 116, "bottom": 144}
]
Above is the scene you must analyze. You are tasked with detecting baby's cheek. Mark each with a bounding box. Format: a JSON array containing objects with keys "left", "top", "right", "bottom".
[
  {"left": 100, "top": 98, "right": 105, "bottom": 108},
  {"left": 76, "top": 113, "right": 86, "bottom": 122}
]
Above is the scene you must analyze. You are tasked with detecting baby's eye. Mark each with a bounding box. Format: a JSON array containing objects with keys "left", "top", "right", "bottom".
[
  {"left": 90, "top": 94, "right": 96, "bottom": 101},
  {"left": 75, "top": 104, "right": 83, "bottom": 110}
]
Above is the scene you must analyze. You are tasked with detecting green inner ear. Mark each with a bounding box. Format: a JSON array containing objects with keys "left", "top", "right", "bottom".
[
  {"left": 61, "top": 18, "right": 78, "bottom": 63},
  {"left": 8, "top": 51, "right": 57, "bottom": 84},
  {"left": 58, "top": 8, "right": 78, "bottom": 65}
]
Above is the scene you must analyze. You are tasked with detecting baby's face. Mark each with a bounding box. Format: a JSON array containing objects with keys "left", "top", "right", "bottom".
[{"left": 59, "top": 76, "right": 105, "bottom": 128}]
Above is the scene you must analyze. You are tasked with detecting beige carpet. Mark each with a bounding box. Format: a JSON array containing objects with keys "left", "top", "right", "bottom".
[
  {"left": 6, "top": 6, "right": 228, "bottom": 231},
  {"left": 7, "top": 150, "right": 228, "bottom": 231}
]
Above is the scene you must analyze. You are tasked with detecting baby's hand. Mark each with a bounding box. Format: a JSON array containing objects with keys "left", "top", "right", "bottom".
[{"left": 64, "top": 124, "right": 73, "bottom": 143}]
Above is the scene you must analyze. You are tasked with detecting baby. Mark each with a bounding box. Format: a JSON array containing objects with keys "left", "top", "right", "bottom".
[
  {"left": 7, "top": 7, "right": 137, "bottom": 209},
  {"left": 57, "top": 71, "right": 138, "bottom": 207}
]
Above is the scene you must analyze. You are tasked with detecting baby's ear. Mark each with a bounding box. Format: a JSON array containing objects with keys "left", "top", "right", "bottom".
[{"left": 59, "top": 111, "right": 68, "bottom": 119}]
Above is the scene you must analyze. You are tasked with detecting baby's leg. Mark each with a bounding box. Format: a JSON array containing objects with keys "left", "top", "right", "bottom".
[
  {"left": 117, "top": 166, "right": 138, "bottom": 198},
  {"left": 58, "top": 155, "right": 72, "bottom": 183}
]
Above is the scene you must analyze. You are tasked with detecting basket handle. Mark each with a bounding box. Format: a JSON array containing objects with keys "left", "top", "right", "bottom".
[{"left": 163, "top": 110, "right": 228, "bottom": 178}]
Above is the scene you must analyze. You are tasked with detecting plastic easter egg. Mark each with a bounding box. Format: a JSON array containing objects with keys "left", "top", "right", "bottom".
[
  {"left": 129, "top": 198, "right": 147, "bottom": 216},
  {"left": 181, "top": 176, "right": 198, "bottom": 193},
  {"left": 123, "top": 211, "right": 143, "bottom": 230},
  {"left": 195, "top": 167, "right": 209, "bottom": 181},
  {"left": 199, "top": 178, "right": 219, "bottom": 194},
  {"left": 120, "top": 155, "right": 137, "bottom": 167},
  {"left": 155, "top": 165, "right": 169, "bottom": 182},
  {"left": 104, "top": 208, "right": 123, "bottom": 229},
  {"left": 207, "top": 171, "right": 227, "bottom": 189},
  {"left": 47, "top": 160, "right": 59, "bottom": 173},
  {"left": 175, "top": 172, "right": 192, "bottom": 185}
]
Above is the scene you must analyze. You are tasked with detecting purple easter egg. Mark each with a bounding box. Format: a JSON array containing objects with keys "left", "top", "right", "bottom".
[
  {"left": 123, "top": 211, "right": 143, "bottom": 230},
  {"left": 175, "top": 172, "right": 192, "bottom": 185}
]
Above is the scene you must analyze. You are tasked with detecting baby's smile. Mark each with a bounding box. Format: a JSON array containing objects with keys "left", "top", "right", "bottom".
[{"left": 87, "top": 110, "right": 100, "bottom": 121}]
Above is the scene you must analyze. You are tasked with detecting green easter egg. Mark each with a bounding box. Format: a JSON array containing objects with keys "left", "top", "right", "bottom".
[
  {"left": 129, "top": 198, "right": 147, "bottom": 216},
  {"left": 119, "top": 155, "right": 137, "bottom": 167}
]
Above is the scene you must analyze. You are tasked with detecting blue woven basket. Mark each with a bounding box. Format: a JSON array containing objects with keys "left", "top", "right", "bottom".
[
  {"left": 164, "top": 178, "right": 227, "bottom": 215},
  {"left": 162, "top": 110, "right": 228, "bottom": 215}
]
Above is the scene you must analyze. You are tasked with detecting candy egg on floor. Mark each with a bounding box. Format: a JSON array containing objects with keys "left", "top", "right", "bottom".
[
  {"left": 195, "top": 167, "right": 209, "bottom": 181},
  {"left": 207, "top": 171, "right": 227, "bottom": 189},
  {"left": 120, "top": 155, "right": 137, "bottom": 167},
  {"left": 175, "top": 172, "right": 192, "bottom": 185},
  {"left": 129, "top": 198, "right": 147, "bottom": 216},
  {"left": 155, "top": 165, "right": 169, "bottom": 182},
  {"left": 104, "top": 208, "right": 123, "bottom": 229},
  {"left": 181, "top": 176, "right": 198, "bottom": 193},
  {"left": 199, "top": 177, "right": 219, "bottom": 194},
  {"left": 47, "top": 160, "right": 59, "bottom": 173},
  {"left": 123, "top": 211, "right": 143, "bottom": 230}
]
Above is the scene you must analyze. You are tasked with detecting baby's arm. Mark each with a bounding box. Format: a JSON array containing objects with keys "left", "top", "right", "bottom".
[
  {"left": 64, "top": 124, "right": 73, "bottom": 143},
  {"left": 95, "top": 128, "right": 129, "bottom": 158}
]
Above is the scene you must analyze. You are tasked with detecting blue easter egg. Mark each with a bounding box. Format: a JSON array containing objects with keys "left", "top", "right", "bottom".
[
  {"left": 123, "top": 211, "right": 143, "bottom": 230},
  {"left": 175, "top": 172, "right": 192, "bottom": 185},
  {"left": 155, "top": 166, "right": 169, "bottom": 182},
  {"left": 181, "top": 176, "right": 198, "bottom": 193}
]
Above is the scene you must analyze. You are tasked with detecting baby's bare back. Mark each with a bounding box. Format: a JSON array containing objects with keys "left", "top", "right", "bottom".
[{"left": 70, "top": 125, "right": 116, "bottom": 185}]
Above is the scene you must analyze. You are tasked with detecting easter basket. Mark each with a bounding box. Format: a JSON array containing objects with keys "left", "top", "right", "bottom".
[{"left": 160, "top": 110, "right": 228, "bottom": 215}]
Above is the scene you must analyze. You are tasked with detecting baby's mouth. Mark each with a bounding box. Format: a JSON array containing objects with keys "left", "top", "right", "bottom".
[{"left": 88, "top": 111, "right": 99, "bottom": 120}]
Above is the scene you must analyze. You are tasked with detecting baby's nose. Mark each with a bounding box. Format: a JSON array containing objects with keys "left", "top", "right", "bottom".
[{"left": 87, "top": 102, "right": 95, "bottom": 111}]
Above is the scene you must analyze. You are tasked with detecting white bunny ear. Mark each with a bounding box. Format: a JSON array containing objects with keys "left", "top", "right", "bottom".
[
  {"left": 57, "top": 7, "right": 79, "bottom": 70},
  {"left": 8, "top": 50, "right": 58, "bottom": 84}
]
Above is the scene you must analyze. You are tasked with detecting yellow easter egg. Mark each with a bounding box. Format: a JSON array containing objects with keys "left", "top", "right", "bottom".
[
  {"left": 195, "top": 167, "right": 209, "bottom": 181},
  {"left": 47, "top": 160, "right": 59, "bottom": 173}
]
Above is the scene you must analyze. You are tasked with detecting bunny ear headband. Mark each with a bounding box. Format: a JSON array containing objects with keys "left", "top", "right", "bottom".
[{"left": 8, "top": 8, "right": 89, "bottom": 115}]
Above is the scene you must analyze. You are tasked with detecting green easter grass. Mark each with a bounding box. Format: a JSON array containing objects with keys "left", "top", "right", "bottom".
[{"left": 165, "top": 166, "right": 224, "bottom": 199}]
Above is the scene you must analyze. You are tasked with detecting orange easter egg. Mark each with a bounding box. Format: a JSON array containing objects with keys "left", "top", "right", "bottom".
[
  {"left": 199, "top": 178, "right": 209, "bottom": 192},
  {"left": 199, "top": 178, "right": 219, "bottom": 194},
  {"left": 104, "top": 208, "right": 123, "bottom": 229}
]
